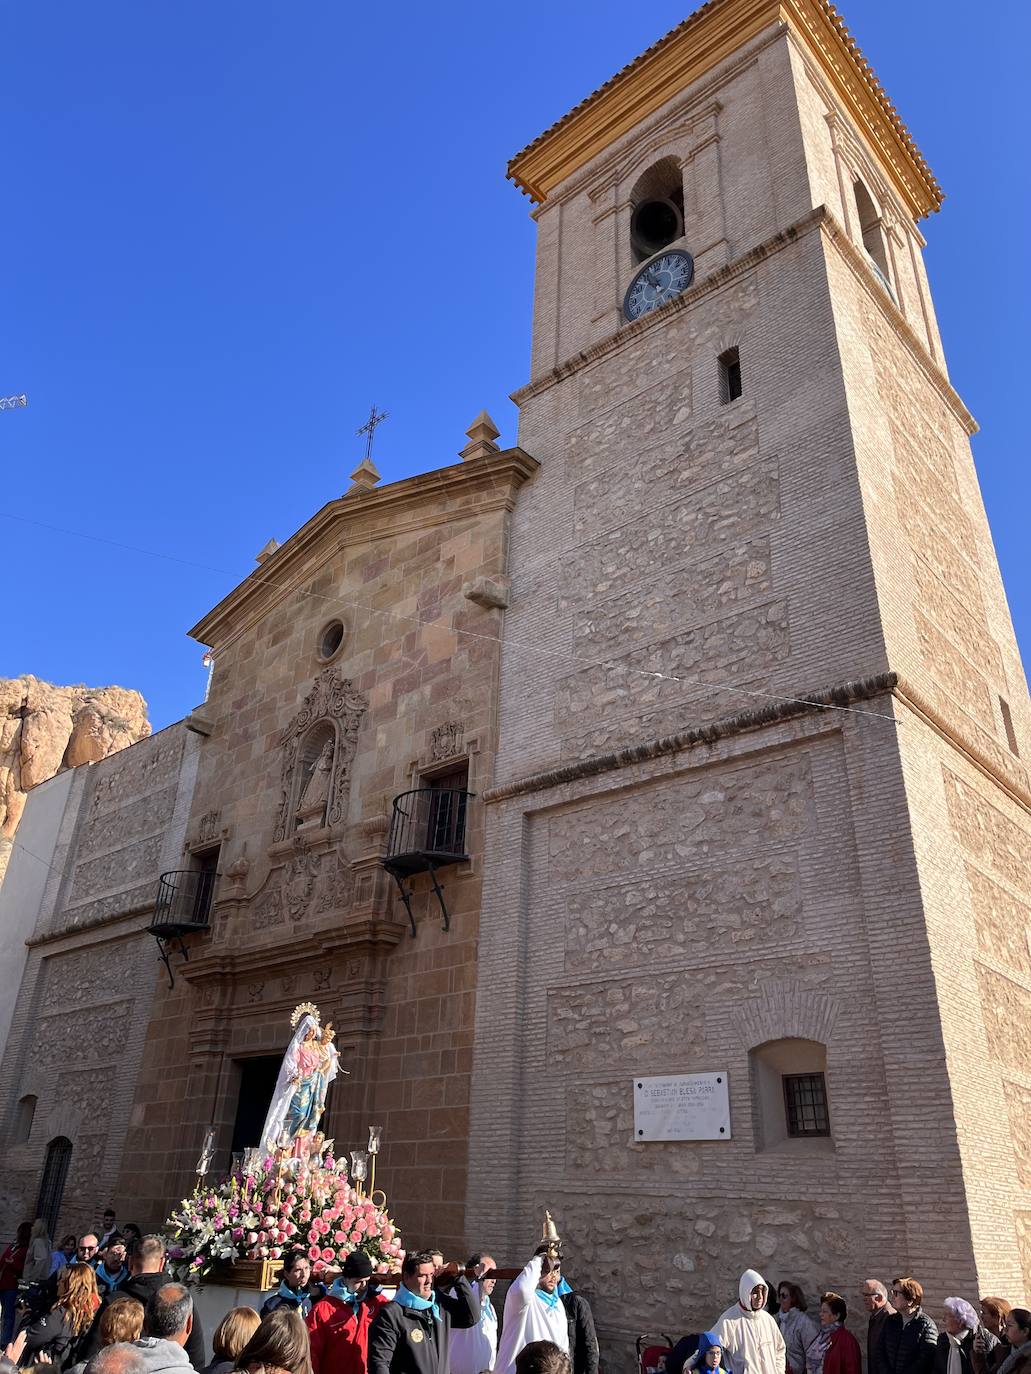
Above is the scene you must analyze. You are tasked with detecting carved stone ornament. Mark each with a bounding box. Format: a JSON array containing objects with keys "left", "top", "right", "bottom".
[
  {"left": 285, "top": 837, "right": 320, "bottom": 920},
  {"left": 317, "top": 852, "right": 354, "bottom": 914},
  {"left": 253, "top": 883, "right": 283, "bottom": 930},
  {"left": 430, "top": 720, "right": 464, "bottom": 761},
  {"left": 273, "top": 669, "right": 369, "bottom": 843},
  {"left": 197, "top": 809, "right": 221, "bottom": 844}
]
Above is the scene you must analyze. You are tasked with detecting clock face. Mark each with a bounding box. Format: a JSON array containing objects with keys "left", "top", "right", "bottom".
[{"left": 623, "top": 250, "right": 695, "bottom": 321}]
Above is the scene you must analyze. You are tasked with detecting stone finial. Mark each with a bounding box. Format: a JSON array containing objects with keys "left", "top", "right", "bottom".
[
  {"left": 347, "top": 457, "right": 381, "bottom": 493},
  {"left": 459, "top": 410, "right": 501, "bottom": 461},
  {"left": 255, "top": 538, "right": 281, "bottom": 565}
]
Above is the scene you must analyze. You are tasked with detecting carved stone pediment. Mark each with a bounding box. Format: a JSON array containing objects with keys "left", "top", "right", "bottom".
[{"left": 273, "top": 669, "right": 369, "bottom": 844}]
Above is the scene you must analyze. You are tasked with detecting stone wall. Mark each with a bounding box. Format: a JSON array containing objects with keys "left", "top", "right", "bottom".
[
  {"left": 471, "top": 12, "right": 1030, "bottom": 1365},
  {"left": 113, "top": 451, "right": 534, "bottom": 1254},
  {"left": 0, "top": 724, "right": 198, "bottom": 1235}
]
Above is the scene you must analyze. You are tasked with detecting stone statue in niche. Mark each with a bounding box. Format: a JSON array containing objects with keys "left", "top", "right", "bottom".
[
  {"left": 273, "top": 670, "right": 368, "bottom": 844},
  {"left": 296, "top": 738, "right": 334, "bottom": 829}
]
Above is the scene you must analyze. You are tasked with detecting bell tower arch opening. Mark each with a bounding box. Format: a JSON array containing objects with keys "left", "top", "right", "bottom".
[{"left": 629, "top": 156, "right": 685, "bottom": 263}]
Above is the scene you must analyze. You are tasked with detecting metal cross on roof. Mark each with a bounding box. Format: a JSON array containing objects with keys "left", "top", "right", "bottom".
[{"left": 356, "top": 404, "right": 388, "bottom": 461}]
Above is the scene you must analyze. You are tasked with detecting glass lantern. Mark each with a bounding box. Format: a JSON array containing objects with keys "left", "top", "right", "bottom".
[
  {"left": 368, "top": 1125, "right": 383, "bottom": 1155},
  {"left": 350, "top": 1150, "right": 369, "bottom": 1183}
]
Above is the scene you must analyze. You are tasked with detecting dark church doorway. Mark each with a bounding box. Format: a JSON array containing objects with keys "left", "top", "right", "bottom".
[{"left": 231, "top": 1056, "right": 282, "bottom": 1153}]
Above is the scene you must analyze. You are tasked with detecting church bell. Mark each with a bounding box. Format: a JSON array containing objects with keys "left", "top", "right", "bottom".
[{"left": 630, "top": 198, "right": 684, "bottom": 259}]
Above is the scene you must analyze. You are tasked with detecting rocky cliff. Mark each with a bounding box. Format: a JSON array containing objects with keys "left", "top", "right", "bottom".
[{"left": 0, "top": 676, "right": 151, "bottom": 885}]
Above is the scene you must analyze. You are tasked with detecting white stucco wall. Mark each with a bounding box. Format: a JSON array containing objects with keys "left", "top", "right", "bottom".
[{"left": 0, "top": 768, "right": 75, "bottom": 1054}]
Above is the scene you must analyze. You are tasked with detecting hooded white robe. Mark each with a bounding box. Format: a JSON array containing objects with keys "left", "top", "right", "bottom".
[
  {"left": 713, "top": 1270, "right": 786, "bottom": 1374},
  {"left": 494, "top": 1257, "right": 569, "bottom": 1374}
]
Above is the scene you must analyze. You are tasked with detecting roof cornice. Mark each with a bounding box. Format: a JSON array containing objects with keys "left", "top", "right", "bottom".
[
  {"left": 188, "top": 447, "right": 538, "bottom": 649},
  {"left": 507, "top": 0, "right": 942, "bottom": 220}
]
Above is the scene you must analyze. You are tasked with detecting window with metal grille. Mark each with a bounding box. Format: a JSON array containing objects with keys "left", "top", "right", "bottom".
[
  {"left": 783, "top": 1073, "right": 830, "bottom": 1137},
  {"left": 35, "top": 1136, "right": 73, "bottom": 1237},
  {"left": 424, "top": 765, "right": 469, "bottom": 854}
]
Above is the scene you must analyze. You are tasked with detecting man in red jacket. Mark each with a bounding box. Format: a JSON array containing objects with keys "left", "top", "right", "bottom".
[{"left": 307, "top": 1252, "right": 390, "bottom": 1374}]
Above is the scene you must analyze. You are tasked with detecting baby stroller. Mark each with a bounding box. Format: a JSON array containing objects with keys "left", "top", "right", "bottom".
[{"left": 636, "top": 1333, "right": 675, "bottom": 1374}]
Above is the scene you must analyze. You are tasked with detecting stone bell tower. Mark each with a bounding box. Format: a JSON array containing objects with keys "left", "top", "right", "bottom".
[{"left": 467, "top": 0, "right": 1031, "bottom": 1357}]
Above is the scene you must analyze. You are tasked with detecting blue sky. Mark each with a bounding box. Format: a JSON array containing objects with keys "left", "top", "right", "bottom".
[{"left": 2, "top": 2, "right": 1028, "bottom": 731}]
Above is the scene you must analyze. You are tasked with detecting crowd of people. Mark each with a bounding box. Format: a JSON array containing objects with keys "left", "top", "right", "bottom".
[{"left": 2, "top": 1216, "right": 1030, "bottom": 1374}]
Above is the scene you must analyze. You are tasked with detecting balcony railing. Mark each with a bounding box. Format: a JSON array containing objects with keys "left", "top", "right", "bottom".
[
  {"left": 381, "top": 788, "right": 473, "bottom": 934},
  {"left": 147, "top": 869, "right": 218, "bottom": 987},
  {"left": 150, "top": 869, "right": 218, "bottom": 935}
]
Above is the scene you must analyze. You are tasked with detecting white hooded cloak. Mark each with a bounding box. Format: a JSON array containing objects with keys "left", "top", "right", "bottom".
[
  {"left": 494, "top": 1256, "right": 569, "bottom": 1374},
  {"left": 712, "top": 1269, "right": 786, "bottom": 1374}
]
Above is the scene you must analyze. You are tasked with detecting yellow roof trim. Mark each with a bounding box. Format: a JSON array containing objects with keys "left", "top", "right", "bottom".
[{"left": 508, "top": 0, "right": 942, "bottom": 219}]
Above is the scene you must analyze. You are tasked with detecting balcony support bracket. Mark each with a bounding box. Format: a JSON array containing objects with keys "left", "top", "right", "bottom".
[
  {"left": 153, "top": 930, "right": 192, "bottom": 990},
  {"left": 386, "top": 869, "right": 419, "bottom": 939},
  {"left": 427, "top": 860, "right": 451, "bottom": 932}
]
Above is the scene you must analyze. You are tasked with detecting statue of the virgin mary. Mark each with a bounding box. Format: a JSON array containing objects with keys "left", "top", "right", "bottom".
[{"left": 259, "top": 1002, "right": 342, "bottom": 1157}]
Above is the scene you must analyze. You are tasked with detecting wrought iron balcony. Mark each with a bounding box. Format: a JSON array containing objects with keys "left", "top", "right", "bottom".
[
  {"left": 147, "top": 869, "right": 218, "bottom": 986},
  {"left": 381, "top": 788, "right": 472, "bottom": 935}
]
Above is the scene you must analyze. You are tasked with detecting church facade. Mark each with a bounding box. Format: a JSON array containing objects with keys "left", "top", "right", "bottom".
[{"left": 2, "top": 0, "right": 1031, "bottom": 1356}]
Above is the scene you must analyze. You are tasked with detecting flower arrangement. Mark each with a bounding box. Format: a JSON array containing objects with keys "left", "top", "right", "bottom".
[{"left": 165, "top": 1154, "right": 403, "bottom": 1282}]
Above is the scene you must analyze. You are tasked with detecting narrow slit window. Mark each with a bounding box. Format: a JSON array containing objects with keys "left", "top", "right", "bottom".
[
  {"left": 1000, "top": 697, "right": 1020, "bottom": 756},
  {"left": 719, "top": 348, "right": 742, "bottom": 403},
  {"left": 783, "top": 1072, "right": 830, "bottom": 1137}
]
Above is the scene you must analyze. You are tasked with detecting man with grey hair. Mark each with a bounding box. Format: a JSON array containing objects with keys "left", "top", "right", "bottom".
[
  {"left": 120, "top": 1240, "right": 204, "bottom": 1372},
  {"left": 85, "top": 1346, "right": 151, "bottom": 1374},
  {"left": 130, "top": 1284, "right": 195, "bottom": 1374},
  {"left": 861, "top": 1281, "right": 894, "bottom": 1374}
]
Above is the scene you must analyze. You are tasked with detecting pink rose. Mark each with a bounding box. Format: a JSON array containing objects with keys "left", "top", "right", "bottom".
[
  {"left": 334, "top": 1231, "right": 347, "bottom": 1245},
  {"left": 247, "top": 1232, "right": 258, "bottom": 1245},
  {"left": 321, "top": 1247, "right": 335, "bottom": 1262},
  {"left": 308, "top": 1245, "right": 321, "bottom": 1261}
]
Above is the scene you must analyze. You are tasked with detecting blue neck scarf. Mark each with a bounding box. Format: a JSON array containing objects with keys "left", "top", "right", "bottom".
[
  {"left": 277, "top": 1282, "right": 310, "bottom": 1308},
  {"left": 536, "top": 1286, "right": 561, "bottom": 1311},
  {"left": 97, "top": 1264, "right": 127, "bottom": 1287},
  {"left": 328, "top": 1280, "right": 364, "bottom": 1313},
  {"left": 394, "top": 1284, "right": 440, "bottom": 1322},
  {"left": 557, "top": 1279, "right": 572, "bottom": 1297}
]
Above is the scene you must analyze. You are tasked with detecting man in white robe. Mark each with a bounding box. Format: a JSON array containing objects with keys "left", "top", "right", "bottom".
[
  {"left": 712, "top": 1269, "right": 786, "bottom": 1374},
  {"left": 450, "top": 1255, "right": 499, "bottom": 1374},
  {"left": 495, "top": 1249, "right": 569, "bottom": 1374}
]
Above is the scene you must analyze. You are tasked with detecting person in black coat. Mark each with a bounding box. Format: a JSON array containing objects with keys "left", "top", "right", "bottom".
[
  {"left": 259, "top": 1249, "right": 323, "bottom": 1319},
  {"left": 368, "top": 1250, "right": 478, "bottom": 1374},
  {"left": 560, "top": 1288, "right": 599, "bottom": 1374},
  {"left": 935, "top": 1299, "right": 999, "bottom": 1374},
  {"left": 99, "top": 1237, "right": 205, "bottom": 1373},
  {"left": 883, "top": 1280, "right": 938, "bottom": 1374}
]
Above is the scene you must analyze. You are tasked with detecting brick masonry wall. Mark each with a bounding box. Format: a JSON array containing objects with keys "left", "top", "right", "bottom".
[{"left": 469, "top": 14, "right": 1031, "bottom": 1368}]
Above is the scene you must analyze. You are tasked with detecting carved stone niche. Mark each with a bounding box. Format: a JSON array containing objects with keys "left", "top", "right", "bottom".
[{"left": 273, "top": 669, "right": 369, "bottom": 844}]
